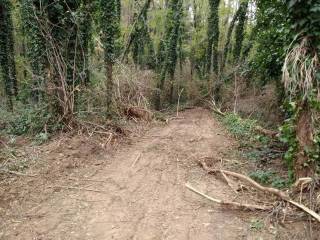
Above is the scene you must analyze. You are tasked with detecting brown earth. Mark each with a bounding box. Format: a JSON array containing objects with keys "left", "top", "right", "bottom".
[{"left": 0, "top": 108, "right": 317, "bottom": 239}]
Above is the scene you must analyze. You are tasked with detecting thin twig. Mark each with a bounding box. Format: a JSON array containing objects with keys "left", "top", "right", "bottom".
[
  {"left": 131, "top": 153, "right": 142, "bottom": 167},
  {"left": 49, "top": 186, "right": 108, "bottom": 194}
]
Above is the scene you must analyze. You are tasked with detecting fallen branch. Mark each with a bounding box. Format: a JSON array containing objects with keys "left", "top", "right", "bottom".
[
  {"left": 199, "top": 160, "right": 289, "bottom": 200},
  {"left": 49, "top": 186, "right": 108, "bottom": 194},
  {"left": 198, "top": 160, "right": 320, "bottom": 223},
  {"left": 220, "top": 170, "right": 239, "bottom": 193},
  {"left": 212, "top": 107, "right": 226, "bottom": 117},
  {"left": 186, "top": 183, "right": 272, "bottom": 211},
  {"left": 68, "top": 178, "right": 109, "bottom": 183},
  {"left": 0, "top": 169, "right": 37, "bottom": 177}
]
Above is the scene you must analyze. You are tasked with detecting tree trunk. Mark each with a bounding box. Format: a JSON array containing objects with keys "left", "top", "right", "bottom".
[
  {"left": 106, "top": 61, "right": 113, "bottom": 109},
  {"left": 295, "top": 102, "right": 315, "bottom": 178}
]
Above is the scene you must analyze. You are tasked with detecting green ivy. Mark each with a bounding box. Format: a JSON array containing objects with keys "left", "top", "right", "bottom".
[
  {"left": 20, "top": 0, "right": 47, "bottom": 101},
  {"left": 206, "top": 0, "right": 220, "bottom": 74},
  {"left": 0, "top": 0, "right": 18, "bottom": 108},
  {"left": 279, "top": 0, "right": 320, "bottom": 178},
  {"left": 99, "top": 0, "right": 120, "bottom": 65},
  {"left": 155, "top": 0, "right": 183, "bottom": 109},
  {"left": 131, "top": 0, "right": 152, "bottom": 67},
  {"left": 233, "top": 1, "right": 248, "bottom": 62},
  {"left": 221, "top": 2, "right": 242, "bottom": 71},
  {"left": 99, "top": 0, "right": 121, "bottom": 108},
  {"left": 249, "top": 0, "right": 290, "bottom": 85}
]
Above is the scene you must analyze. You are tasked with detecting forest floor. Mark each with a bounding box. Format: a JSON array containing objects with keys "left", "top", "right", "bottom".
[{"left": 0, "top": 108, "right": 318, "bottom": 239}]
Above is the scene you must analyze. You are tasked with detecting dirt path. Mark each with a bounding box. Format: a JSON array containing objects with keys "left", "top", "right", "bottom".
[{"left": 1, "top": 108, "right": 278, "bottom": 239}]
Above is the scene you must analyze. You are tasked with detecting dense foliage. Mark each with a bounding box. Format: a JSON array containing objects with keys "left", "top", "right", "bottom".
[{"left": 249, "top": 0, "right": 290, "bottom": 85}]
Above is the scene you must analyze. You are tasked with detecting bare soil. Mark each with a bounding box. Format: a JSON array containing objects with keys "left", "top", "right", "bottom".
[{"left": 0, "top": 108, "right": 317, "bottom": 239}]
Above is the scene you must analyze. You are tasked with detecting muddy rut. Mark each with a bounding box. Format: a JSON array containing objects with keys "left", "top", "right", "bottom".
[{"left": 1, "top": 108, "right": 272, "bottom": 239}]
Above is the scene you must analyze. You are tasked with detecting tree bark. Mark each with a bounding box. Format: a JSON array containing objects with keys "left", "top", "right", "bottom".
[
  {"left": 106, "top": 61, "right": 113, "bottom": 109},
  {"left": 295, "top": 102, "right": 315, "bottom": 178}
]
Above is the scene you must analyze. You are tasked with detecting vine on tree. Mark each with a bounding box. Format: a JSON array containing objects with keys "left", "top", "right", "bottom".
[
  {"left": 0, "top": 0, "right": 18, "bottom": 108},
  {"left": 155, "top": 0, "right": 183, "bottom": 109}
]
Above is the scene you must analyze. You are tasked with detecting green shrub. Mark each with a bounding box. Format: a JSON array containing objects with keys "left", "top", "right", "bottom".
[
  {"left": 222, "top": 113, "right": 256, "bottom": 140},
  {"left": 249, "top": 170, "right": 288, "bottom": 189},
  {"left": 1, "top": 103, "right": 62, "bottom": 136}
]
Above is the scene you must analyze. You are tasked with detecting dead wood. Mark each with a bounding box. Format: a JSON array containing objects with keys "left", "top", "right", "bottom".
[
  {"left": 186, "top": 183, "right": 272, "bottom": 211},
  {"left": 125, "top": 106, "right": 153, "bottom": 121},
  {"left": 212, "top": 107, "right": 226, "bottom": 117},
  {"left": 254, "top": 126, "right": 278, "bottom": 138},
  {"left": 293, "top": 177, "right": 313, "bottom": 192},
  {"left": 49, "top": 186, "right": 109, "bottom": 194},
  {"left": 198, "top": 159, "right": 320, "bottom": 223},
  {"left": 220, "top": 170, "right": 239, "bottom": 193},
  {"left": 0, "top": 169, "right": 37, "bottom": 177}
]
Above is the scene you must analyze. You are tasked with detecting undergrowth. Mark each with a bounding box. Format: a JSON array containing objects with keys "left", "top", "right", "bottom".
[
  {"left": 0, "top": 103, "right": 62, "bottom": 137},
  {"left": 217, "top": 111, "right": 288, "bottom": 189},
  {"left": 249, "top": 170, "right": 288, "bottom": 189},
  {"left": 222, "top": 113, "right": 257, "bottom": 141}
]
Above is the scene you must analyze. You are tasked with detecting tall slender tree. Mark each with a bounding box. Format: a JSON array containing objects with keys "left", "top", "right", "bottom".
[
  {"left": 131, "top": 0, "right": 152, "bottom": 67},
  {"left": 0, "top": 0, "right": 17, "bottom": 108},
  {"left": 99, "top": 0, "right": 121, "bottom": 108},
  {"left": 233, "top": 0, "right": 248, "bottom": 62},
  {"left": 206, "top": 0, "right": 220, "bottom": 75},
  {"left": 221, "top": 2, "right": 242, "bottom": 72},
  {"left": 78, "top": 0, "right": 93, "bottom": 84},
  {"left": 20, "top": 0, "right": 46, "bottom": 102},
  {"left": 155, "top": 0, "right": 183, "bottom": 109}
]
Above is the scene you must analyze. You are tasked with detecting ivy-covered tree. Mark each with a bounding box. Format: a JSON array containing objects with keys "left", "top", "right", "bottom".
[
  {"left": 0, "top": 0, "right": 18, "bottom": 108},
  {"left": 155, "top": 0, "right": 183, "bottom": 109},
  {"left": 122, "top": 0, "right": 153, "bottom": 69},
  {"left": 281, "top": 0, "right": 320, "bottom": 178},
  {"left": 249, "top": 0, "right": 289, "bottom": 85},
  {"left": 99, "top": 0, "right": 121, "bottom": 108},
  {"left": 233, "top": 0, "right": 248, "bottom": 62},
  {"left": 78, "top": 0, "right": 93, "bottom": 84},
  {"left": 20, "top": 0, "right": 92, "bottom": 119},
  {"left": 131, "top": 0, "right": 152, "bottom": 67},
  {"left": 20, "top": 0, "right": 47, "bottom": 102},
  {"left": 206, "top": 0, "right": 220, "bottom": 75},
  {"left": 221, "top": 2, "right": 242, "bottom": 71}
]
